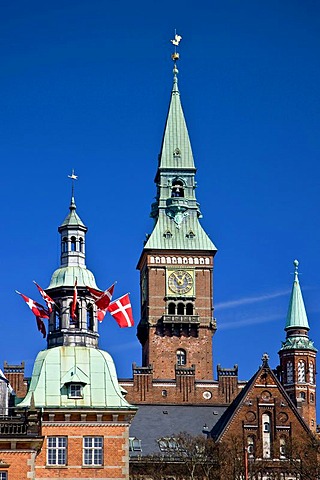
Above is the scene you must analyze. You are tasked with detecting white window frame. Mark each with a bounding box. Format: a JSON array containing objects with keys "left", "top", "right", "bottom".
[
  {"left": 83, "top": 436, "right": 103, "bottom": 466},
  {"left": 68, "top": 383, "right": 83, "bottom": 399},
  {"left": 47, "top": 436, "right": 67, "bottom": 465},
  {"left": 0, "top": 472, "right": 8, "bottom": 480}
]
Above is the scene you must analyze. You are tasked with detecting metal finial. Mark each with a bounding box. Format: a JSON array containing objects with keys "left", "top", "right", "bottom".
[
  {"left": 293, "top": 259, "right": 299, "bottom": 281},
  {"left": 68, "top": 169, "right": 78, "bottom": 210},
  {"left": 170, "top": 30, "right": 182, "bottom": 78},
  {"left": 261, "top": 353, "right": 269, "bottom": 366}
]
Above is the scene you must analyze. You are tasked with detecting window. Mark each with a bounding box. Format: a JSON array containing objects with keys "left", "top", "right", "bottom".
[
  {"left": 83, "top": 437, "right": 103, "bottom": 466},
  {"left": 71, "top": 236, "right": 77, "bottom": 251},
  {"left": 280, "top": 437, "right": 286, "bottom": 458},
  {"left": 168, "top": 302, "right": 176, "bottom": 315},
  {"left": 79, "top": 237, "right": 84, "bottom": 252},
  {"left": 54, "top": 308, "right": 60, "bottom": 331},
  {"left": 262, "top": 413, "right": 271, "bottom": 459},
  {"left": 62, "top": 237, "right": 68, "bottom": 253},
  {"left": 176, "top": 349, "right": 186, "bottom": 366},
  {"left": 171, "top": 180, "right": 184, "bottom": 197},
  {"left": 87, "top": 304, "right": 94, "bottom": 331},
  {"left": 69, "top": 384, "right": 83, "bottom": 399},
  {"left": 310, "top": 393, "right": 315, "bottom": 402},
  {"left": 309, "top": 362, "right": 314, "bottom": 384},
  {"left": 286, "top": 361, "right": 293, "bottom": 384},
  {"left": 247, "top": 436, "right": 254, "bottom": 458},
  {"left": 163, "top": 231, "right": 172, "bottom": 239},
  {"left": 300, "top": 391, "right": 306, "bottom": 400},
  {"left": 69, "top": 301, "right": 79, "bottom": 327},
  {"left": 47, "top": 437, "right": 67, "bottom": 465},
  {"left": 298, "top": 360, "right": 306, "bottom": 383},
  {"left": 177, "top": 303, "right": 184, "bottom": 315},
  {"left": 0, "top": 473, "right": 8, "bottom": 480},
  {"left": 186, "top": 303, "right": 193, "bottom": 315},
  {"left": 129, "top": 437, "right": 142, "bottom": 452}
]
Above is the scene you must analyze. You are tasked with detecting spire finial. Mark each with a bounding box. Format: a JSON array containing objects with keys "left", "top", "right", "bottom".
[
  {"left": 68, "top": 169, "right": 78, "bottom": 210},
  {"left": 293, "top": 259, "right": 299, "bottom": 282},
  {"left": 170, "top": 30, "right": 182, "bottom": 82},
  {"left": 261, "top": 352, "right": 269, "bottom": 367}
]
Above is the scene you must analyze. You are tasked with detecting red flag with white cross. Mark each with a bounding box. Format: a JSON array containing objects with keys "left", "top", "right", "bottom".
[
  {"left": 107, "top": 293, "right": 134, "bottom": 328},
  {"left": 33, "top": 281, "right": 55, "bottom": 313}
]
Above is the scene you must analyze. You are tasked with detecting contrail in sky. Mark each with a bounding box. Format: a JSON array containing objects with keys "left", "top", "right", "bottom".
[
  {"left": 215, "top": 290, "right": 290, "bottom": 310},
  {"left": 218, "top": 313, "right": 282, "bottom": 330}
]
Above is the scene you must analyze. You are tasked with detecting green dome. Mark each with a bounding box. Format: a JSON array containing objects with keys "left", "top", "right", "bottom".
[
  {"left": 47, "top": 265, "right": 98, "bottom": 289},
  {"left": 18, "top": 346, "right": 135, "bottom": 410}
]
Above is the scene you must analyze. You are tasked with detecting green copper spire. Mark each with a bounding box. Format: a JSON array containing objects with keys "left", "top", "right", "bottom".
[
  {"left": 280, "top": 260, "right": 317, "bottom": 352},
  {"left": 144, "top": 38, "right": 216, "bottom": 252},
  {"left": 285, "top": 260, "right": 309, "bottom": 330}
]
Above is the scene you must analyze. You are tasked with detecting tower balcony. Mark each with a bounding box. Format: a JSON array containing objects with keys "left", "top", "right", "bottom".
[{"left": 162, "top": 314, "right": 199, "bottom": 324}]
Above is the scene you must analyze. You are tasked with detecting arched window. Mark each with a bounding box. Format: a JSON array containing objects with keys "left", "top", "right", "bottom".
[
  {"left": 168, "top": 303, "right": 176, "bottom": 315},
  {"left": 310, "top": 393, "right": 315, "bottom": 402},
  {"left": 262, "top": 413, "right": 271, "bottom": 459},
  {"left": 71, "top": 236, "right": 77, "bottom": 252},
  {"left": 298, "top": 360, "right": 306, "bottom": 383},
  {"left": 171, "top": 180, "right": 184, "bottom": 198},
  {"left": 176, "top": 349, "right": 186, "bottom": 366},
  {"left": 280, "top": 437, "right": 286, "bottom": 458},
  {"left": 70, "top": 301, "right": 79, "bottom": 327},
  {"left": 309, "top": 362, "right": 314, "bottom": 384},
  {"left": 79, "top": 237, "right": 84, "bottom": 252},
  {"left": 177, "top": 303, "right": 184, "bottom": 315},
  {"left": 87, "top": 304, "right": 94, "bottom": 331},
  {"left": 300, "top": 391, "right": 306, "bottom": 400},
  {"left": 54, "top": 308, "right": 60, "bottom": 331},
  {"left": 247, "top": 436, "right": 254, "bottom": 458},
  {"left": 186, "top": 303, "right": 193, "bottom": 315},
  {"left": 62, "top": 237, "right": 68, "bottom": 253},
  {"left": 286, "top": 361, "right": 293, "bottom": 384}
]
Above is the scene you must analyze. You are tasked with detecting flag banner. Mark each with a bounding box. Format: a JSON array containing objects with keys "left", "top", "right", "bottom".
[
  {"left": 107, "top": 293, "right": 134, "bottom": 328},
  {"left": 86, "top": 286, "right": 104, "bottom": 301},
  {"left": 16, "top": 291, "right": 50, "bottom": 319},
  {"left": 97, "top": 309, "right": 107, "bottom": 322},
  {"left": 33, "top": 281, "right": 55, "bottom": 313},
  {"left": 36, "top": 317, "right": 46, "bottom": 338},
  {"left": 87, "top": 283, "right": 115, "bottom": 310},
  {"left": 71, "top": 279, "right": 78, "bottom": 319},
  {"left": 96, "top": 283, "right": 115, "bottom": 310}
]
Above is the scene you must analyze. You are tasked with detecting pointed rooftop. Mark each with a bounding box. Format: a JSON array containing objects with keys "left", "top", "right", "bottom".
[
  {"left": 59, "top": 195, "right": 86, "bottom": 229},
  {"left": 280, "top": 260, "right": 317, "bottom": 352},
  {"left": 285, "top": 260, "right": 309, "bottom": 330},
  {"left": 142, "top": 37, "right": 216, "bottom": 254}
]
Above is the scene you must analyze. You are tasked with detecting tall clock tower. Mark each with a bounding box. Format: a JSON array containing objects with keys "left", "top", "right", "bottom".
[{"left": 136, "top": 52, "right": 217, "bottom": 382}]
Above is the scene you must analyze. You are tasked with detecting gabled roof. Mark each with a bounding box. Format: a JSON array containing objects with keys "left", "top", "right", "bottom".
[{"left": 211, "top": 355, "right": 312, "bottom": 442}]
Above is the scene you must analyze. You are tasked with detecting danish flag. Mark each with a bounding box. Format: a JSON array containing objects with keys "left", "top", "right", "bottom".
[
  {"left": 16, "top": 291, "right": 50, "bottom": 319},
  {"left": 87, "top": 283, "right": 115, "bottom": 322},
  {"left": 71, "top": 279, "right": 78, "bottom": 320},
  {"left": 16, "top": 291, "right": 48, "bottom": 338},
  {"left": 33, "top": 281, "right": 55, "bottom": 313},
  {"left": 107, "top": 293, "right": 134, "bottom": 328}
]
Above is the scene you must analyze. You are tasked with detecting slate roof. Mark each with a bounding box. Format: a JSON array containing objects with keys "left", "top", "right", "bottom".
[{"left": 129, "top": 404, "right": 226, "bottom": 456}]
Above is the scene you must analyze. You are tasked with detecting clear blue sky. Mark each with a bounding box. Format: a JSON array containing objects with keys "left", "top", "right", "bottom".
[{"left": 1, "top": 1, "right": 320, "bottom": 385}]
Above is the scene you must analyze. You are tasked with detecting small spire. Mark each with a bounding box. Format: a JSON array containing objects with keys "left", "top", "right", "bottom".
[
  {"left": 170, "top": 31, "right": 182, "bottom": 91},
  {"left": 285, "top": 259, "right": 310, "bottom": 331},
  {"left": 68, "top": 169, "right": 78, "bottom": 211}
]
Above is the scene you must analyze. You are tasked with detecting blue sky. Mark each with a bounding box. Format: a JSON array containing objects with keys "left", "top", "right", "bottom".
[{"left": 1, "top": 1, "right": 320, "bottom": 386}]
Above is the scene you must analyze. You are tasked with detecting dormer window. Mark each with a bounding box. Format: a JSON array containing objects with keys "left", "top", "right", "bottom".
[
  {"left": 163, "top": 231, "right": 172, "bottom": 239},
  {"left": 68, "top": 383, "right": 83, "bottom": 399},
  {"left": 186, "top": 231, "right": 195, "bottom": 239}
]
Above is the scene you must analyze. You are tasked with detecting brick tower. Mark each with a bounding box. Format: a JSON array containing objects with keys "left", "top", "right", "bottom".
[
  {"left": 136, "top": 47, "right": 217, "bottom": 384},
  {"left": 278, "top": 260, "right": 317, "bottom": 431}
]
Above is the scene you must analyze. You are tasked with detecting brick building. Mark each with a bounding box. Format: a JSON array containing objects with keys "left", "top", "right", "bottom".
[{"left": 0, "top": 45, "right": 318, "bottom": 480}]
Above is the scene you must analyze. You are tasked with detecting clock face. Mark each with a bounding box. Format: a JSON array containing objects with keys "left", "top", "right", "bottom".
[{"left": 168, "top": 270, "right": 193, "bottom": 295}]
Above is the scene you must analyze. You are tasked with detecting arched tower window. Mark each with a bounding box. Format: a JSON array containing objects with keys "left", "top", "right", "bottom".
[
  {"left": 79, "top": 237, "right": 84, "bottom": 252},
  {"left": 70, "top": 301, "right": 79, "bottom": 327},
  {"left": 62, "top": 237, "right": 68, "bottom": 253},
  {"left": 87, "top": 304, "right": 94, "bottom": 331},
  {"left": 177, "top": 303, "right": 185, "bottom": 315},
  {"left": 176, "top": 349, "right": 186, "bottom": 366},
  {"left": 171, "top": 180, "right": 184, "bottom": 198},
  {"left": 71, "top": 236, "right": 77, "bottom": 252},
  {"left": 286, "top": 361, "right": 293, "bottom": 384},
  {"left": 262, "top": 413, "right": 271, "bottom": 459},
  {"left": 298, "top": 360, "right": 306, "bottom": 383},
  {"left": 309, "top": 362, "right": 314, "bottom": 384},
  {"left": 186, "top": 303, "right": 193, "bottom": 315},
  {"left": 168, "top": 303, "right": 176, "bottom": 315},
  {"left": 54, "top": 308, "right": 60, "bottom": 331}
]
